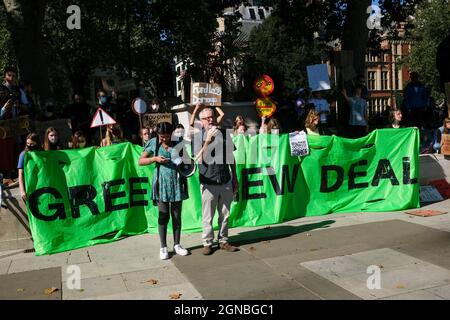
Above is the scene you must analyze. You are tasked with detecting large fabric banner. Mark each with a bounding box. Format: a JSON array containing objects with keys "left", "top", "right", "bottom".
[{"left": 25, "top": 128, "right": 420, "bottom": 255}]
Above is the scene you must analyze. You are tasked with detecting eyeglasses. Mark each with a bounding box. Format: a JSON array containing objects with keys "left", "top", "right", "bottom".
[{"left": 201, "top": 116, "right": 214, "bottom": 121}]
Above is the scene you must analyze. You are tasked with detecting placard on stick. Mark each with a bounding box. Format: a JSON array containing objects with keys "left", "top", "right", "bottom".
[
  {"left": 143, "top": 113, "right": 172, "bottom": 129},
  {"left": 191, "top": 83, "right": 222, "bottom": 106},
  {"left": 441, "top": 134, "right": 450, "bottom": 156}
]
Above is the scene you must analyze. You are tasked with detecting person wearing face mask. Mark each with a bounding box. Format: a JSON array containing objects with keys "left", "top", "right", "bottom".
[
  {"left": 17, "top": 133, "right": 41, "bottom": 202},
  {"left": 43, "top": 127, "right": 61, "bottom": 151},
  {"left": 97, "top": 89, "right": 118, "bottom": 120},
  {"left": 267, "top": 118, "right": 282, "bottom": 134},
  {"left": 70, "top": 131, "right": 88, "bottom": 149}
]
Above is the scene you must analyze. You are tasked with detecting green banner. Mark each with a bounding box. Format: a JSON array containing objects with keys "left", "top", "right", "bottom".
[{"left": 25, "top": 128, "right": 420, "bottom": 255}]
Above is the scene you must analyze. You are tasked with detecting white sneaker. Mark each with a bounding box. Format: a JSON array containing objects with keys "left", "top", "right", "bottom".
[
  {"left": 174, "top": 244, "right": 189, "bottom": 256},
  {"left": 159, "top": 247, "right": 169, "bottom": 260}
]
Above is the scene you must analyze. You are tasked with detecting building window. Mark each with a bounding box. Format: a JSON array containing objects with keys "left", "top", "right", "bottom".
[
  {"left": 248, "top": 8, "right": 256, "bottom": 20},
  {"left": 381, "top": 71, "right": 389, "bottom": 90},
  {"left": 368, "top": 71, "right": 376, "bottom": 90},
  {"left": 258, "top": 8, "right": 265, "bottom": 19}
]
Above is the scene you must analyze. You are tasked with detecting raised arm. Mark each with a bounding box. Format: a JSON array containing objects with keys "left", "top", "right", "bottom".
[
  {"left": 190, "top": 104, "right": 201, "bottom": 127},
  {"left": 216, "top": 106, "right": 225, "bottom": 125}
]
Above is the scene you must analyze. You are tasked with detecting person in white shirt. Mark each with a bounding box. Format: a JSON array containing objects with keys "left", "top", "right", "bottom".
[{"left": 307, "top": 91, "right": 330, "bottom": 130}]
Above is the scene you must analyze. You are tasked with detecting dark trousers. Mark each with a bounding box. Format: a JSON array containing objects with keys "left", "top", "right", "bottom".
[{"left": 157, "top": 201, "right": 182, "bottom": 248}]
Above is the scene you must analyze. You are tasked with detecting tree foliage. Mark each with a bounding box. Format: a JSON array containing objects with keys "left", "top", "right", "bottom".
[{"left": 405, "top": 0, "right": 450, "bottom": 100}]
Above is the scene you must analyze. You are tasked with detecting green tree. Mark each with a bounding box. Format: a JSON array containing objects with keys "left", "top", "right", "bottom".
[{"left": 405, "top": 0, "right": 450, "bottom": 100}]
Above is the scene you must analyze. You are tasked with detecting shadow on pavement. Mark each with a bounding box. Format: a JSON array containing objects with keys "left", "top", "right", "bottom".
[{"left": 229, "top": 220, "right": 335, "bottom": 247}]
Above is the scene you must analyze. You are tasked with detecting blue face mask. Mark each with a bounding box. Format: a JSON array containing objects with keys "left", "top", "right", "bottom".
[{"left": 99, "top": 96, "right": 108, "bottom": 105}]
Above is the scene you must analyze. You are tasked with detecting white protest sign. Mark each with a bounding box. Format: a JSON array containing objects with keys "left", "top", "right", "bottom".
[
  {"left": 289, "top": 131, "right": 309, "bottom": 157},
  {"left": 90, "top": 107, "right": 116, "bottom": 128},
  {"left": 307, "top": 64, "right": 331, "bottom": 92}
]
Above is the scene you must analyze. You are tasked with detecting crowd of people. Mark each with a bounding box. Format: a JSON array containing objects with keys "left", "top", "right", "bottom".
[{"left": 1, "top": 64, "right": 449, "bottom": 260}]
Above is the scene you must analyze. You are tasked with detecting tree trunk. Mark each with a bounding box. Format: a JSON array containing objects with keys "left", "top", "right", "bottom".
[
  {"left": 3, "top": 0, "right": 50, "bottom": 106},
  {"left": 341, "top": 0, "right": 372, "bottom": 77}
]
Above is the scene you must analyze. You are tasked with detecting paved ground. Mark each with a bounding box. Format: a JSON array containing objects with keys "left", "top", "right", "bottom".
[{"left": 0, "top": 199, "right": 449, "bottom": 300}]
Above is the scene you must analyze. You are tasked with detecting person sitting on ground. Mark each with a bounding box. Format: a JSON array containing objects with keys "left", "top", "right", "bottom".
[
  {"left": 386, "top": 109, "right": 405, "bottom": 129},
  {"left": 433, "top": 118, "right": 450, "bottom": 154},
  {"left": 305, "top": 110, "right": 322, "bottom": 136},
  {"left": 18, "top": 133, "right": 41, "bottom": 202},
  {"left": 101, "top": 123, "right": 125, "bottom": 147}
]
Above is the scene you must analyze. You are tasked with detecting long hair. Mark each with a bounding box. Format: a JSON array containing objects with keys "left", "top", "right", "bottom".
[
  {"left": 389, "top": 108, "right": 402, "bottom": 124},
  {"left": 71, "top": 131, "right": 87, "bottom": 149},
  {"left": 267, "top": 118, "right": 281, "bottom": 132},
  {"left": 156, "top": 122, "right": 174, "bottom": 135},
  {"left": 104, "top": 123, "right": 123, "bottom": 146},
  {"left": 305, "top": 110, "right": 320, "bottom": 130},
  {"left": 24, "top": 133, "right": 41, "bottom": 152},
  {"left": 43, "top": 127, "right": 59, "bottom": 151},
  {"left": 444, "top": 118, "right": 450, "bottom": 134},
  {"left": 233, "top": 115, "right": 245, "bottom": 132}
]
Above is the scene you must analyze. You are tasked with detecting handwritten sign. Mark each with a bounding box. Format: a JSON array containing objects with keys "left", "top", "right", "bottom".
[
  {"left": 441, "top": 134, "right": 450, "bottom": 156},
  {"left": 191, "top": 83, "right": 222, "bottom": 106},
  {"left": 143, "top": 113, "right": 172, "bottom": 129},
  {"left": 255, "top": 97, "right": 277, "bottom": 118},
  {"left": 0, "top": 116, "right": 30, "bottom": 139},
  {"left": 253, "top": 75, "right": 275, "bottom": 97}
]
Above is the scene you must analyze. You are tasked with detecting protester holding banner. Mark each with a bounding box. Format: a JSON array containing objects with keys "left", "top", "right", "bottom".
[
  {"left": 233, "top": 115, "right": 247, "bottom": 136},
  {"left": 138, "top": 122, "right": 190, "bottom": 260},
  {"left": 70, "top": 131, "right": 88, "bottom": 149},
  {"left": 305, "top": 110, "right": 322, "bottom": 136},
  {"left": 307, "top": 91, "right": 330, "bottom": 130},
  {"left": 101, "top": 123, "right": 125, "bottom": 147},
  {"left": 43, "top": 127, "right": 62, "bottom": 151},
  {"left": 386, "top": 109, "right": 405, "bottom": 129},
  {"left": 267, "top": 118, "right": 282, "bottom": 134},
  {"left": 193, "top": 108, "right": 238, "bottom": 255},
  {"left": 18, "top": 133, "right": 41, "bottom": 201}
]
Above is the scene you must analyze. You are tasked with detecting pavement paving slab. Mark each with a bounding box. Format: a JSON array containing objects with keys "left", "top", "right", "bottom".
[{"left": 0, "top": 267, "right": 62, "bottom": 300}]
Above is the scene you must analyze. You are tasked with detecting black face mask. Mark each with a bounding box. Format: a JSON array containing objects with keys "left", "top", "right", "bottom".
[{"left": 27, "top": 145, "right": 37, "bottom": 151}]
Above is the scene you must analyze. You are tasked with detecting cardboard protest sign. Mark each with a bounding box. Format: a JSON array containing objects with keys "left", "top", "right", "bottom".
[
  {"left": 307, "top": 64, "right": 331, "bottom": 92},
  {"left": 35, "top": 119, "right": 72, "bottom": 146},
  {"left": 0, "top": 116, "right": 30, "bottom": 139},
  {"left": 441, "top": 134, "right": 450, "bottom": 156},
  {"left": 143, "top": 113, "right": 172, "bottom": 129},
  {"left": 191, "top": 83, "right": 222, "bottom": 106}
]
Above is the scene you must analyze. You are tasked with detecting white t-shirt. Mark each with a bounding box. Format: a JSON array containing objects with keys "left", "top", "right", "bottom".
[{"left": 308, "top": 98, "right": 330, "bottom": 124}]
